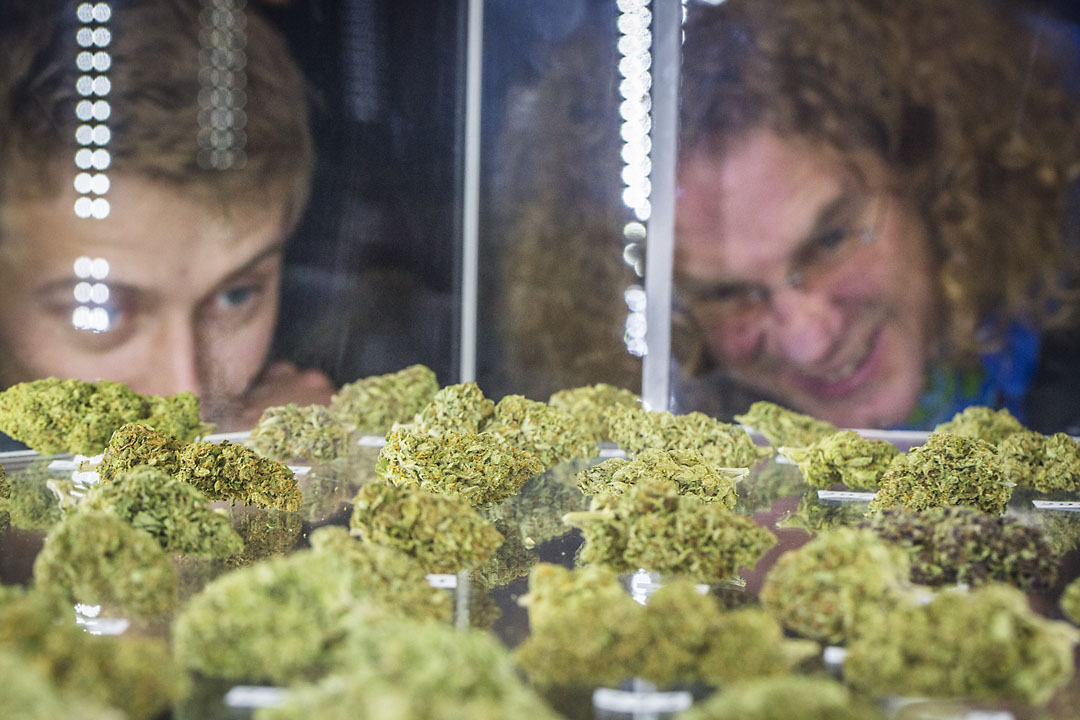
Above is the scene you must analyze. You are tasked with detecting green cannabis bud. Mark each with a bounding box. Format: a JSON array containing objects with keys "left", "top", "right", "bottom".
[
  {"left": 98, "top": 423, "right": 183, "bottom": 482},
  {"left": 328, "top": 364, "right": 440, "bottom": 434},
  {"left": 998, "top": 429, "right": 1080, "bottom": 492},
  {"left": 733, "top": 400, "right": 838, "bottom": 448},
  {"left": 258, "top": 617, "right": 563, "bottom": 720},
  {"left": 0, "top": 378, "right": 203, "bottom": 456},
  {"left": 868, "top": 432, "right": 1012, "bottom": 515},
  {"left": 1062, "top": 576, "right": 1080, "bottom": 625},
  {"left": 781, "top": 430, "right": 899, "bottom": 489},
  {"left": 99, "top": 424, "right": 301, "bottom": 510},
  {"left": 844, "top": 583, "right": 1079, "bottom": 706},
  {"left": 249, "top": 402, "right": 350, "bottom": 462},
  {"left": 80, "top": 466, "right": 244, "bottom": 557},
  {"left": 409, "top": 381, "right": 495, "bottom": 435},
  {"left": 515, "top": 564, "right": 815, "bottom": 690},
  {"left": 214, "top": 506, "right": 303, "bottom": 569},
  {"left": 308, "top": 525, "right": 452, "bottom": 621},
  {"left": 565, "top": 476, "right": 776, "bottom": 582},
  {"left": 933, "top": 405, "right": 1026, "bottom": 444},
  {"left": 482, "top": 394, "right": 598, "bottom": 468},
  {"left": 174, "top": 533, "right": 451, "bottom": 684},
  {"left": 33, "top": 511, "right": 177, "bottom": 618},
  {"left": 0, "top": 648, "right": 123, "bottom": 720},
  {"left": 577, "top": 448, "right": 741, "bottom": 509},
  {"left": 0, "top": 590, "right": 184, "bottom": 719},
  {"left": 679, "top": 675, "right": 886, "bottom": 720},
  {"left": 859, "top": 505, "right": 1059, "bottom": 592},
  {"left": 377, "top": 424, "right": 543, "bottom": 507},
  {"left": 759, "top": 527, "right": 910, "bottom": 644},
  {"left": 176, "top": 440, "right": 301, "bottom": 511},
  {"left": 607, "top": 406, "right": 771, "bottom": 469},
  {"left": 514, "top": 563, "right": 647, "bottom": 688},
  {"left": 548, "top": 383, "right": 641, "bottom": 443},
  {"left": 349, "top": 481, "right": 503, "bottom": 573}
]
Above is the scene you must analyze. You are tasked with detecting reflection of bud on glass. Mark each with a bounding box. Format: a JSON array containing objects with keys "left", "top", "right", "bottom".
[
  {"left": 679, "top": 675, "right": 885, "bottom": 720},
  {"left": 1062, "top": 576, "right": 1080, "bottom": 625},
  {"left": 577, "top": 448, "right": 743, "bottom": 507}
]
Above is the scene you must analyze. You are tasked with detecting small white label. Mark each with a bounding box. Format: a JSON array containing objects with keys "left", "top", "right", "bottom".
[
  {"left": 286, "top": 465, "right": 311, "bottom": 476},
  {"left": 597, "top": 446, "right": 627, "bottom": 459},
  {"left": 593, "top": 687, "right": 693, "bottom": 714},
  {"left": 1032, "top": 500, "right": 1080, "bottom": 512},
  {"left": 356, "top": 435, "right": 387, "bottom": 448},
  {"left": 817, "top": 490, "right": 878, "bottom": 502},
  {"left": 823, "top": 646, "right": 848, "bottom": 666},
  {"left": 426, "top": 573, "right": 458, "bottom": 589},
  {"left": 224, "top": 686, "right": 289, "bottom": 709}
]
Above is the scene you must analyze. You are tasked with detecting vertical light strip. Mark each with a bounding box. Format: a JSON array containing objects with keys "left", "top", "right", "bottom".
[
  {"left": 198, "top": 0, "right": 248, "bottom": 170},
  {"left": 73, "top": 2, "right": 113, "bottom": 221},
  {"left": 458, "top": 0, "right": 484, "bottom": 385},
  {"left": 617, "top": 0, "right": 652, "bottom": 359},
  {"left": 641, "top": 0, "right": 682, "bottom": 412}
]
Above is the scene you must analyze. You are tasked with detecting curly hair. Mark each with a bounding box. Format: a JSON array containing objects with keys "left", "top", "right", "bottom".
[
  {"left": 679, "top": 0, "right": 1080, "bottom": 369},
  {"left": 1, "top": 0, "right": 312, "bottom": 229}
]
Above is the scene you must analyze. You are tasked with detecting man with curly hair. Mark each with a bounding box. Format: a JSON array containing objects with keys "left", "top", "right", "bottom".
[
  {"left": 671, "top": 0, "right": 1080, "bottom": 431},
  {"left": 493, "top": 0, "right": 1080, "bottom": 432}
]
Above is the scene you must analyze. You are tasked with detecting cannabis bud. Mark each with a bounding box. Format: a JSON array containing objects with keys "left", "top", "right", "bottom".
[
  {"left": 759, "top": 527, "right": 910, "bottom": 644},
  {"left": 81, "top": 465, "right": 244, "bottom": 557},
  {"left": 548, "top": 383, "right": 641, "bottom": 443},
  {"left": 329, "top": 364, "right": 439, "bottom": 435},
  {"left": 99, "top": 423, "right": 302, "bottom": 511},
  {"left": 409, "top": 381, "right": 495, "bottom": 435},
  {"left": 33, "top": 510, "right": 178, "bottom": 618},
  {"left": 859, "top": 505, "right": 1059, "bottom": 592},
  {"left": 483, "top": 394, "right": 598, "bottom": 468},
  {"left": 844, "top": 583, "right": 1079, "bottom": 706},
  {"left": 998, "top": 429, "right": 1080, "bottom": 493},
  {"left": 377, "top": 424, "right": 543, "bottom": 507},
  {"left": 679, "top": 675, "right": 886, "bottom": 720},
  {"left": 0, "top": 378, "right": 204, "bottom": 456},
  {"left": 606, "top": 406, "right": 770, "bottom": 469},
  {"left": 566, "top": 476, "right": 776, "bottom": 581},
  {"left": 0, "top": 589, "right": 184, "bottom": 719},
  {"left": 781, "top": 430, "right": 899, "bottom": 489},
  {"left": 577, "top": 448, "right": 742, "bottom": 508},
  {"left": 249, "top": 403, "right": 350, "bottom": 462},
  {"left": 259, "top": 616, "right": 563, "bottom": 720},
  {"left": 932, "top": 405, "right": 1026, "bottom": 444},
  {"left": 868, "top": 432, "right": 1012, "bottom": 515},
  {"left": 349, "top": 481, "right": 504, "bottom": 573},
  {"left": 734, "top": 400, "right": 838, "bottom": 448}
]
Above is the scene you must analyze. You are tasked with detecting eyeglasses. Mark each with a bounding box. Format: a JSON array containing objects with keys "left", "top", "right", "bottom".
[{"left": 675, "top": 193, "right": 884, "bottom": 328}]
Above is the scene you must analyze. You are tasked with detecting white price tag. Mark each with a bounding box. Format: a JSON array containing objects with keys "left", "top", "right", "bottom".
[
  {"left": 817, "top": 490, "right": 877, "bottom": 502},
  {"left": 1032, "top": 500, "right": 1080, "bottom": 512},
  {"left": 426, "top": 573, "right": 458, "bottom": 589},
  {"left": 592, "top": 687, "right": 693, "bottom": 714},
  {"left": 224, "top": 686, "right": 289, "bottom": 709}
]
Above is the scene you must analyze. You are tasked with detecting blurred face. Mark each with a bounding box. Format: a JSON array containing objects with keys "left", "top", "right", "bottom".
[
  {"left": 675, "top": 130, "right": 937, "bottom": 428},
  {"left": 0, "top": 173, "right": 286, "bottom": 421}
]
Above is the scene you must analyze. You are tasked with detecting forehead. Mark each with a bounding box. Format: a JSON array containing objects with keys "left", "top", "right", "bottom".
[
  {"left": 0, "top": 174, "right": 285, "bottom": 287},
  {"left": 676, "top": 130, "right": 861, "bottom": 274}
]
